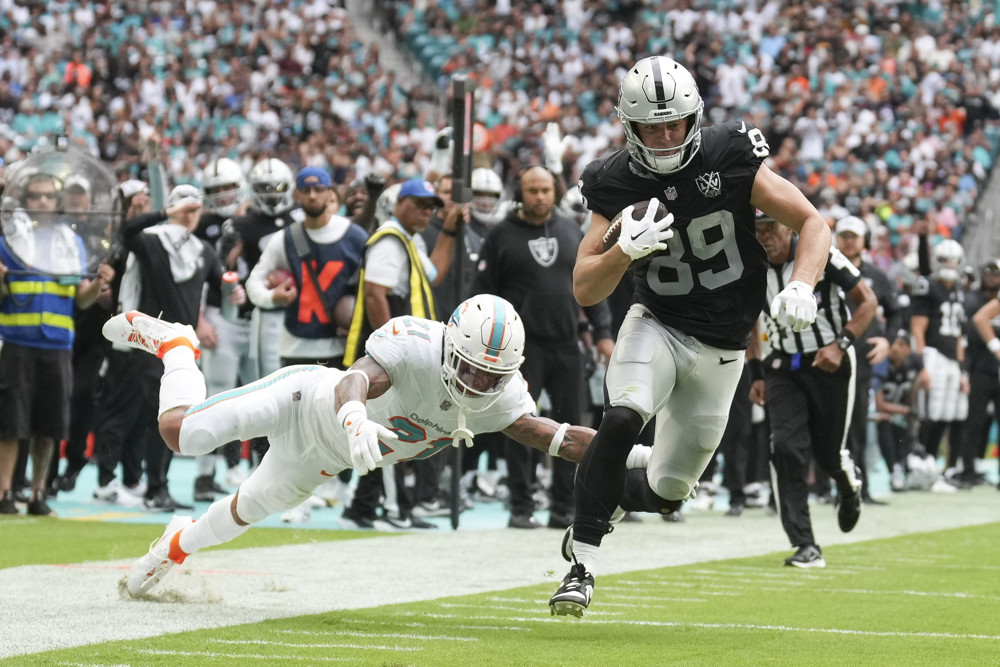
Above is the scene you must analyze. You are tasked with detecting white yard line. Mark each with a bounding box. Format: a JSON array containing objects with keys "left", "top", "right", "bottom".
[{"left": 2, "top": 488, "right": 998, "bottom": 658}]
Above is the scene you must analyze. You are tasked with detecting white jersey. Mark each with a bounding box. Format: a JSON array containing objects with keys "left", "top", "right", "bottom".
[{"left": 180, "top": 316, "right": 535, "bottom": 476}]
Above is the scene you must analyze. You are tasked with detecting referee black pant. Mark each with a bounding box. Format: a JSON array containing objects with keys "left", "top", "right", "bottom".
[{"left": 767, "top": 349, "right": 857, "bottom": 549}]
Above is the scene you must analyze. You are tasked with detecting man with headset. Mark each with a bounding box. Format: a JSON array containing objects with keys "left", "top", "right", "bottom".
[{"left": 474, "top": 164, "right": 614, "bottom": 530}]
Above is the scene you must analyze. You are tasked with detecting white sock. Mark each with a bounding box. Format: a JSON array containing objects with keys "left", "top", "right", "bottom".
[
  {"left": 158, "top": 346, "right": 206, "bottom": 418},
  {"left": 178, "top": 494, "right": 249, "bottom": 555},
  {"left": 572, "top": 542, "right": 599, "bottom": 576}
]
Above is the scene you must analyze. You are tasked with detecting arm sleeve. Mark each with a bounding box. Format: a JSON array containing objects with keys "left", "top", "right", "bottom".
[
  {"left": 122, "top": 211, "right": 168, "bottom": 245},
  {"left": 918, "top": 232, "right": 931, "bottom": 277},
  {"left": 582, "top": 299, "right": 613, "bottom": 342}
]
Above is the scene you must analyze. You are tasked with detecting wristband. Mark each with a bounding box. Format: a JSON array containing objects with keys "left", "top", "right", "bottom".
[
  {"left": 747, "top": 358, "right": 765, "bottom": 383},
  {"left": 340, "top": 369, "right": 370, "bottom": 395},
  {"left": 988, "top": 338, "right": 1000, "bottom": 354},
  {"left": 548, "top": 422, "right": 569, "bottom": 457},
  {"left": 337, "top": 400, "right": 367, "bottom": 428},
  {"left": 441, "top": 227, "right": 457, "bottom": 237}
]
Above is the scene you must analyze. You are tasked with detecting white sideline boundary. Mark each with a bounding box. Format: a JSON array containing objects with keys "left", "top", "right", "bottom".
[{"left": 2, "top": 489, "right": 998, "bottom": 658}]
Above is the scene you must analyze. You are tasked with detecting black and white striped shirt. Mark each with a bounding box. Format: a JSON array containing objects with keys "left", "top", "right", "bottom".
[{"left": 763, "top": 241, "right": 861, "bottom": 355}]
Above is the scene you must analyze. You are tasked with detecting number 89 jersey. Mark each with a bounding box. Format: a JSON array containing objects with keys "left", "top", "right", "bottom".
[{"left": 580, "top": 120, "right": 769, "bottom": 350}]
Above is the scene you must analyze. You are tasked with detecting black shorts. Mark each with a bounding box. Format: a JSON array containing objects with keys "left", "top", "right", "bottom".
[{"left": 0, "top": 342, "right": 72, "bottom": 440}]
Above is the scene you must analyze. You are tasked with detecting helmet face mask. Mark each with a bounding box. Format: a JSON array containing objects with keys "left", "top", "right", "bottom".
[
  {"left": 441, "top": 295, "right": 525, "bottom": 411},
  {"left": 202, "top": 157, "right": 246, "bottom": 217},
  {"left": 249, "top": 158, "right": 295, "bottom": 216},
  {"left": 617, "top": 56, "right": 704, "bottom": 175}
]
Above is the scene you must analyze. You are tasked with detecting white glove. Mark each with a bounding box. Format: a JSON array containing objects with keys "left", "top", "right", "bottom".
[
  {"left": 616, "top": 198, "right": 675, "bottom": 261},
  {"left": 769, "top": 280, "right": 817, "bottom": 332},
  {"left": 542, "top": 122, "right": 571, "bottom": 175},
  {"left": 428, "top": 127, "right": 453, "bottom": 175},
  {"left": 338, "top": 401, "right": 399, "bottom": 475}
]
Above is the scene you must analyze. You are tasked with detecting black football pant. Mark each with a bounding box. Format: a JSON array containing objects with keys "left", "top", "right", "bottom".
[{"left": 767, "top": 353, "right": 856, "bottom": 549}]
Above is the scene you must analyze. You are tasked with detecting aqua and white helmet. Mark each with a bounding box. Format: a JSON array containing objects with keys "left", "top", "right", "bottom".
[
  {"left": 933, "top": 239, "right": 964, "bottom": 283},
  {"left": 442, "top": 294, "right": 525, "bottom": 411},
  {"left": 201, "top": 157, "right": 246, "bottom": 217},
  {"left": 617, "top": 56, "right": 704, "bottom": 175},
  {"left": 249, "top": 158, "right": 295, "bottom": 216}
]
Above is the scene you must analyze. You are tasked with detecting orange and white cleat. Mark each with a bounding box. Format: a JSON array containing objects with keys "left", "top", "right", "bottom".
[
  {"left": 126, "top": 514, "right": 194, "bottom": 596},
  {"left": 103, "top": 310, "right": 200, "bottom": 359}
]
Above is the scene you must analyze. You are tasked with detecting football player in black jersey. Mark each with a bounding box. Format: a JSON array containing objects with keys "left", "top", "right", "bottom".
[
  {"left": 550, "top": 56, "right": 833, "bottom": 617},
  {"left": 872, "top": 332, "right": 930, "bottom": 491},
  {"left": 910, "top": 230, "right": 968, "bottom": 487}
]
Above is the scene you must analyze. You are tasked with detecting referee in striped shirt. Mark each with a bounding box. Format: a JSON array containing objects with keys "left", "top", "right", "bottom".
[{"left": 748, "top": 213, "right": 878, "bottom": 568}]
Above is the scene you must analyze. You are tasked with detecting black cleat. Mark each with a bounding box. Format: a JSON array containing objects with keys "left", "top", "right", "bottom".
[
  {"left": 837, "top": 489, "right": 862, "bottom": 533},
  {"left": 550, "top": 562, "right": 594, "bottom": 617},
  {"left": 784, "top": 544, "right": 826, "bottom": 568}
]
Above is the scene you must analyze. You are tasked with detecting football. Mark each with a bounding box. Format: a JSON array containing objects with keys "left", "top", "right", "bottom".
[
  {"left": 333, "top": 294, "right": 356, "bottom": 334},
  {"left": 267, "top": 268, "right": 295, "bottom": 289},
  {"left": 602, "top": 199, "right": 670, "bottom": 252}
]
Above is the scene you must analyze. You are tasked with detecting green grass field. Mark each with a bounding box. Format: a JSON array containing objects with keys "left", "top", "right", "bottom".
[
  {"left": 0, "top": 516, "right": 381, "bottom": 570},
  {"left": 5, "top": 521, "right": 997, "bottom": 666}
]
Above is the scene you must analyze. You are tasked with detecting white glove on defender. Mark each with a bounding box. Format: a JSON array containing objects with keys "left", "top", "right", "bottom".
[
  {"left": 770, "top": 280, "right": 817, "bottom": 332},
  {"left": 338, "top": 401, "right": 399, "bottom": 475},
  {"left": 616, "top": 197, "right": 675, "bottom": 261}
]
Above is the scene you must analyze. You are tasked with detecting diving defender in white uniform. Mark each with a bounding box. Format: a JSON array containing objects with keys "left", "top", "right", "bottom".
[{"left": 103, "top": 294, "right": 596, "bottom": 596}]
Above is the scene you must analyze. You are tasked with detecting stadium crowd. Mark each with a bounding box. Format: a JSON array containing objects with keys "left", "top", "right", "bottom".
[{"left": 0, "top": 0, "right": 998, "bottom": 533}]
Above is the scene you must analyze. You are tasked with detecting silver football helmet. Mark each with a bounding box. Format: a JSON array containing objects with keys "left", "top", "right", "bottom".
[
  {"left": 374, "top": 182, "right": 402, "bottom": 225},
  {"left": 617, "top": 56, "right": 704, "bottom": 175},
  {"left": 932, "top": 239, "right": 964, "bottom": 283},
  {"left": 558, "top": 184, "right": 590, "bottom": 229},
  {"left": 249, "top": 158, "right": 295, "bottom": 216},
  {"left": 442, "top": 294, "right": 525, "bottom": 411},
  {"left": 200, "top": 157, "right": 246, "bottom": 217},
  {"left": 470, "top": 168, "right": 505, "bottom": 225}
]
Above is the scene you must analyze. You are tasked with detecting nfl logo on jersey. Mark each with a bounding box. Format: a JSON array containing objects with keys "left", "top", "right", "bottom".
[{"left": 664, "top": 187, "right": 677, "bottom": 201}]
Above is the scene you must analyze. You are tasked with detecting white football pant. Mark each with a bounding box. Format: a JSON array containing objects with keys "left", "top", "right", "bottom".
[{"left": 606, "top": 304, "right": 744, "bottom": 501}]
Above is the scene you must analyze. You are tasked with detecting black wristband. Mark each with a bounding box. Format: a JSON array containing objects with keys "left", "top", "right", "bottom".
[
  {"left": 748, "top": 358, "right": 765, "bottom": 382},
  {"left": 838, "top": 329, "right": 857, "bottom": 344},
  {"left": 441, "top": 227, "right": 457, "bottom": 237}
]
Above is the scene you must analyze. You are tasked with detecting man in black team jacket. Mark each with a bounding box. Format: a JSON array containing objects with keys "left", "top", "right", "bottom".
[
  {"left": 751, "top": 216, "right": 877, "bottom": 569},
  {"left": 100, "top": 186, "right": 244, "bottom": 511},
  {"left": 475, "top": 165, "right": 614, "bottom": 531},
  {"left": 550, "top": 56, "right": 833, "bottom": 617}
]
